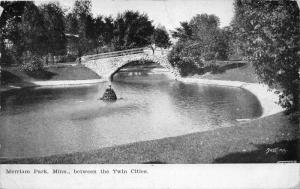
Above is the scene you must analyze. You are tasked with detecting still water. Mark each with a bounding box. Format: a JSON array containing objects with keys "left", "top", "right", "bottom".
[{"left": 0, "top": 65, "right": 262, "bottom": 158}]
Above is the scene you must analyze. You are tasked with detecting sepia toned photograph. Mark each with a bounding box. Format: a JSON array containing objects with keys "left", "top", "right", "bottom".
[{"left": 0, "top": 0, "right": 299, "bottom": 165}]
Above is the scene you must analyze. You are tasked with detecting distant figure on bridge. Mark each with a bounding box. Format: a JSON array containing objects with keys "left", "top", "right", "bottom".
[{"left": 150, "top": 44, "right": 156, "bottom": 54}]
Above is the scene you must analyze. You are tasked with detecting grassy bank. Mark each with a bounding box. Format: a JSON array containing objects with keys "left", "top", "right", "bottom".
[
  {"left": 196, "top": 61, "right": 260, "bottom": 83},
  {"left": 1, "top": 64, "right": 100, "bottom": 87}
]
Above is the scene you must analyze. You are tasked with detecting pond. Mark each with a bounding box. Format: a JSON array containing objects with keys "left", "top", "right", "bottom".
[{"left": 0, "top": 64, "right": 262, "bottom": 158}]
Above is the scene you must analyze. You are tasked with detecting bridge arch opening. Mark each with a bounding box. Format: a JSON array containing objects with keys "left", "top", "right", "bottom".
[{"left": 109, "top": 58, "right": 168, "bottom": 81}]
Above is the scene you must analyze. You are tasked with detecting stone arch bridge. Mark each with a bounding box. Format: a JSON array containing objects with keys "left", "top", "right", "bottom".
[{"left": 82, "top": 47, "right": 178, "bottom": 81}]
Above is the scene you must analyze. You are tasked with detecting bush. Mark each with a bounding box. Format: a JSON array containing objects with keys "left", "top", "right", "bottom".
[
  {"left": 208, "top": 64, "right": 220, "bottom": 74},
  {"left": 168, "top": 41, "right": 203, "bottom": 76},
  {"left": 203, "top": 52, "right": 216, "bottom": 61},
  {"left": 19, "top": 52, "right": 44, "bottom": 72}
]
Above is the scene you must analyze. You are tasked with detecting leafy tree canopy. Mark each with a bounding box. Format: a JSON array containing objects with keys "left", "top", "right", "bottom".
[
  {"left": 153, "top": 26, "right": 172, "bottom": 49},
  {"left": 39, "top": 2, "right": 66, "bottom": 56},
  {"left": 65, "top": 0, "right": 93, "bottom": 58},
  {"left": 171, "top": 14, "right": 230, "bottom": 61},
  {"left": 0, "top": 1, "right": 28, "bottom": 28},
  {"left": 171, "top": 22, "right": 192, "bottom": 40},
  {"left": 168, "top": 40, "right": 203, "bottom": 76},
  {"left": 4, "top": 2, "right": 48, "bottom": 57},
  {"left": 112, "top": 10, "right": 154, "bottom": 50},
  {"left": 1, "top": 0, "right": 168, "bottom": 66},
  {"left": 232, "top": 0, "right": 299, "bottom": 112}
]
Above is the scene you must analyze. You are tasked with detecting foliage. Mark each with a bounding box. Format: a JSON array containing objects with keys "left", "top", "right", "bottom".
[
  {"left": 39, "top": 2, "right": 67, "bottom": 60},
  {"left": 232, "top": 0, "right": 299, "bottom": 112},
  {"left": 169, "top": 13, "right": 231, "bottom": 75},
  {"left": 214, "top": 28, "right": 232, "bottom": 60},
  {"left": 18, "top": 3, "right": 48, "bottom": 55},
  {"left": 0, "top": 1, "right": 24, "bottom": 61},
  {"left": 112, "top": 11, "right": 154, "bottom": 50},
  {"left": 92, "top": 15, "right": 106, "bottom": 52},
  {"left": 102, "top": 16, "right": 114, "bottom": 45},
  {"left": 1, "top": 1, "right": 67, "bottom": 66},
  {"left": 0, "top": 1, "right": 50, "bottom": 66},
  {"left": 153, "top": 26, "right": 172, "bottom": 49},
  {"left": 1, "top": 1, "right": 163, "bottom": 68},
  {"left": 168, "top": 40, "right": 203, "bottom": 76},
  {"left": 188, "top": 14, "right": 229, "bottom": 60},
  {"left": 64, "top": 7, "right": 157, "bottom": 56},
  {"left": 170, "top": 14, "right": 231, "bottom": 61},
  {"left": 65, "top": 0, "right": 94, "bottom": 60},
  {"left": 171, "top": 22, "right": 192, "bottom": 40},
  {"left": 19, "top": 52, "right": 44, "bottom": 72}
]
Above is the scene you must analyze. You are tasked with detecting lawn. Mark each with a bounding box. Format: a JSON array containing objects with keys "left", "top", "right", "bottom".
[
  {"left": 0, "top": 112, "right": 297, "bottom": 164},
  {"left": 1, "top": 64, "right": 100, "bottom": 86},
  {"left": 197, "top": 61, "right": 260, "bottom": 83}
]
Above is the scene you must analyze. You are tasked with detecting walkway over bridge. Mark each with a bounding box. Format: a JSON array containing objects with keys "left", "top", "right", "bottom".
[{"left": 82, "top": 47, "right": 178, "bottom": 81}]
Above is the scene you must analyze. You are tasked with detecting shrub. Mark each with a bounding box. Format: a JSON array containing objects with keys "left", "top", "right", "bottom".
[
  {"left": 168, "top": 41, "right": 203, "bottom": 76},
  {"left": 203, "top": 52, "right": 216, "bottom": 61},
  {"left": 19, "top": 52, "right": 44, "bottom": 72}
]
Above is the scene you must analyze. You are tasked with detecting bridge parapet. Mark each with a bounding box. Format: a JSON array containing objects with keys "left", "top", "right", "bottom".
[
  {"left": 82, "top": 47, "right": 145, "bottom": 62},
  {"left": 82, "top": 47, "right": 170, "bottom": 62}
]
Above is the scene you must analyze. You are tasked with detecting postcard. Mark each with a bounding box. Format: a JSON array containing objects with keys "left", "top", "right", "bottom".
[{"left": 0, "top": 0, "right": 299, "bottom": 188}]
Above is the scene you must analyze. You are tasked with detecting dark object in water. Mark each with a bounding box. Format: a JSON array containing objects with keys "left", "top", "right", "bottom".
[{"left": 100, "top": 85, "right": 117, "bottom": 101}]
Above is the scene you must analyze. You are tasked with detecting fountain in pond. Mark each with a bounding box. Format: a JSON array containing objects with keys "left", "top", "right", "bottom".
[{"left": 100, "top": 85, "right": 117, "bottom": 101}]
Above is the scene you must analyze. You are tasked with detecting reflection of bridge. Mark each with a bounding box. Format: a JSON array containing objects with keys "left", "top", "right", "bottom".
[{"left": 82, "top": 47, "right": 177, "bottom": 81}]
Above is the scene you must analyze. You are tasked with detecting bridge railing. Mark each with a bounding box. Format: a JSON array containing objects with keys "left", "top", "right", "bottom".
[
  {"left": 81, "top": 47, "right": 171, "bottom": 62},
  {"left": 82, "top": 47, "right": 146, "bottom": 62}
]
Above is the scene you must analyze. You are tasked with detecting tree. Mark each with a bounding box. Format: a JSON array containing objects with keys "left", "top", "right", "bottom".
[
  {"left": 93, "top": 15, "right": 105, "bottom": 52},
  {"left": 66, "top": 0, "right": 94, "bottom": 61},
  {"left": 189, "top": 14, "right": 220, "bottom": 37},
  {"left": 39, "top": 2, "right": 66, "bottom": 64},
  {"left": 188, "top": 14, "right": 221, "bottom": 60},
  {"left": 232, "top": 0, "right": 299, "bottom": 112},
  {"left": 102, "top": 16, "right": 114, "bottom": 45},
  {"left": 65, "top": 12, "right": 77, "bottom": 35},
  {"left": 171, "top": 14, "right": 230, "bottom": 61},
  {"left": 0, "top": 1, "right": 28, "bottom": 28},
  {"left": 0, "top": 1, "right": 27, "bottom": 65},
  {"left": 214, "top": 27, "right": 231, "bottom": 60},
  {"left": 19, "top": 3, "right": 48, "bottom": 55},
  {"left": 171, "top": 22, "right": 192, "bottom": 40},
  {"left": 153, "top": 26, "right": 172, "bottom": 49},
  {"left": 169, "top": 13, "right": 232, "bottom": 75},
  {"left": 168, "top": 40, "right": 203, "bottom": 76},
  {"left": 92, "top": 16, "right": 115, "bottom": 53},
  {"left": 0, "top": 1, "right": 31, "bottom": 65},
  {"left": 223, "top": 25, "right": 245, "bottom": 60},
  {"left": 112, "top": 11, "right": 154, "bottom": 50},
  {"left": 1, "top": 1, "right": 48, "bottom": 67}
]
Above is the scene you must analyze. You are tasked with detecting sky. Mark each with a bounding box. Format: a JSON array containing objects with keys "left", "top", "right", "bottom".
[{"left": 36, "top": 0, "right": 234, "bottom": 31}]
